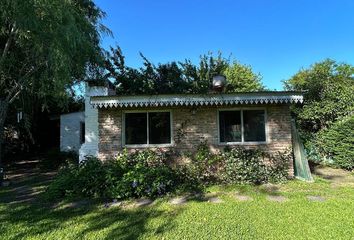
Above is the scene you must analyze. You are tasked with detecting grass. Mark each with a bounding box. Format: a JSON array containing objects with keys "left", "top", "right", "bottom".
[{"left": 1, "top": 169, "right": 354, "bottom": 239}]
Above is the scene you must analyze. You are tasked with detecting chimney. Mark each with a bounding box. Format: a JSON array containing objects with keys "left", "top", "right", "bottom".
[
  {"left": 79, "top": 80, "right": 115, "bottom": 161},
  {"left": 212, "top": 74, "right": 227, "bottom": 93}
]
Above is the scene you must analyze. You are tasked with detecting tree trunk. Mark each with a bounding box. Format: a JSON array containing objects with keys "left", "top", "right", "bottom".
[{"left": 0, "top": 99, "right": 9, "bottom": 175}]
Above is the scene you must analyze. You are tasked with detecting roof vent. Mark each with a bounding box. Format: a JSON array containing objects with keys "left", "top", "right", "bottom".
[{"left": 212, "top": 74, "right": 227, "bottom": 92}]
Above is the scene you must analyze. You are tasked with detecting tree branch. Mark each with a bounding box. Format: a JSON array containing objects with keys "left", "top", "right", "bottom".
[
  {"left": 5, "top": 64, "right": 42, "bottom": 104},
  {"left": 0, "top": 22, "right": 17, "bottom": 66}
]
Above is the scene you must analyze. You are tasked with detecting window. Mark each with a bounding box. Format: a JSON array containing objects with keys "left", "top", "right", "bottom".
[
  {"left": 218, "top": 109, "right": 266, "bottom": 143},
  {"left": 243, "top": 110, "right": 266, "bottom": 142},
  {"left": 219, "top": 111, "right": 241, "bottom": 142},
  {"left": 124, "top": 111, "right": 171, "bottom": 146},
  {"left": 80, "top": 122, "right": 85, "bottom": 144}
]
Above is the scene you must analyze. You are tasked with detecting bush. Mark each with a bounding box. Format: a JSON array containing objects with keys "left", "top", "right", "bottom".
[
  {"left": 46, "top": 146, "right": 291, "bottom": 201},
  {"left": 315, "top": 115, "right": 354, "bottom": 170},
  {"left": 46, "top": 149, "right": 180, "bottom": 200},
  {"left": 185, "top": 141, "right": 223, "bottom": 184},
  {"left": 45, "top": 163, "right": 78, "bottom": 199},
  {"left": 266, "top": 151, "right": 291, "bottom": 183},
  {"left": 221, "top": 147, "right": 290, "bottom": 184},
  {"left": 221, "top": 148, "right": 268, "bottom": 184},
  {"left": 108, "top": 165, "right": 178, "bottom": 199}
]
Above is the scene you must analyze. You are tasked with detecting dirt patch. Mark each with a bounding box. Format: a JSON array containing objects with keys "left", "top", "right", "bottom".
[
  {"left": 313, "top": 165, "right": 354, "bottom": 188},
  {"left": 169, "top": 196, "right": 188, "bottom": 205},
  {"left": 307, "top": 196, "right": 326, "bottom": 202},
  {"left": 234, "top": 194, "right": 253, "bottom": 201},
  {"left": 267, "top": 195, "right": 288, "bottom": 202},
  {"left": 206, "top": 196, "right": 223, "bottom": 203}
]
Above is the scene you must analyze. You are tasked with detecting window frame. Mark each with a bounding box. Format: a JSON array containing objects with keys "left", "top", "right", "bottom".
[
  {"left": 122, "top": 110, "right": 173, "bottom": 148},
  {"left": 217, "top": 108, "right": 268, "bottom": 145}
]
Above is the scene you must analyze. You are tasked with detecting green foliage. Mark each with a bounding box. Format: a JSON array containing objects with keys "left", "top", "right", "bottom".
[
  {"left": 180, "top": 143, "right": 290, "bottom": 185},
  {"left": 266, "top": 151, "right": 292, "bottom": 183},
  {"left": 221, "top": 147, "right": 290, "bottom": 184},
  {"left": 105, "top": 47, "right": 263, "bottom": 94},
  {"left": 0, "top": 0, "right": 108, "bottom": 102},
  {"left": 45, "top": 162, "right": 79, "bottom": 200},
  {"left": 224, "top": 61, "right": 264, "bottom": 92},
  {"left": 315, "top": 116, "right": 354, "bottom": 170},
  {"left": 183, "top": 141, "right": 223, "bottom": 184},
  {"left": 0, "top": 0, "right": 108, "bottom": 166},
  {"left": 284, "top": 59, "right": 354, "bottom": 132},
  {"left": 284, "top": 59, "right": 354, "bottom": 170},
  {"left": 46, "top": 150, "right": 180, "bottom": 200},
  {"left": 47, "top": 146, "right": 291, "bottom": 200},
  {"left": 221, "top": 148, "right": 267, "bottom": 184}
]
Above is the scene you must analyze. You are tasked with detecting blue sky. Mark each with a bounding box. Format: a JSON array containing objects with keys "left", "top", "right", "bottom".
[{"left": 95, "top": 0, "right": 354, "bottom": 90}]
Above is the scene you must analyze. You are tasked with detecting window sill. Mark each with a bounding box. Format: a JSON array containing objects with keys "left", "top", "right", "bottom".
[
  {"left": 218, "top": 141, "right": 268, "bottom": 146},
  {"left": 124, "top": 143, "right": 174, "bottom": 148}
]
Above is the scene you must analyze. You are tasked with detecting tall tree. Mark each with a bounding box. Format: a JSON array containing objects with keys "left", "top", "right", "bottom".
[
  {"left": 224, "top": 61, "right": 264, "bottom": 92},
  {"left": 106, "top": 47, "right": 262, "bottom": 95},
  {"left": 284, "top": 59, "right": 354, "bottom": 132},
  {"left": 0, "top": 0, "right": 108, "bottom": 171},
  {"left": 284, "top": 59, "right": 354, "bottom": 169}
]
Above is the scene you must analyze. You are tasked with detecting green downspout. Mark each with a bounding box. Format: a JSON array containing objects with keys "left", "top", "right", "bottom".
[{"left": 291, "top": 119, "right": 313, "bottom": 181}]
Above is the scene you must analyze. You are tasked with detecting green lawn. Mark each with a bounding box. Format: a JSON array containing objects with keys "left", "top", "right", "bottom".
[{"left": 1, "top": 167, "right": 354, "bottom": 239}]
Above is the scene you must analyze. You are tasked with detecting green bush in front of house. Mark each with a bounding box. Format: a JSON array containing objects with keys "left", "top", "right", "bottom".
[
  {"left": 46, "top": 146, "right": 291, "bottom": 201},
  {"left": 46, "top": 150, "right": 182, "bottom": 200},
  {"left": 220, "top": 147, "right": 290, "bottom": 184}
]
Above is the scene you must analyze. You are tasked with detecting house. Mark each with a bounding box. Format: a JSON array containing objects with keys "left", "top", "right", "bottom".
[{"left": 78, "top": 82, "right": 303, "bottom": 177}]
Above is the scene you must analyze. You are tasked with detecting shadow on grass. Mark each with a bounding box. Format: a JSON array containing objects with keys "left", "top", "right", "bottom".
[{"left": 0, "top": 173, "right": 181, "bottom": 239}]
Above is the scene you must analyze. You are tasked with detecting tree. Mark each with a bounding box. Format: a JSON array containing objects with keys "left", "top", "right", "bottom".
[
  {"left": 180, "top": 52, "right": 230, "bottom": 93},
  {"left": 0, "top": 0, "right": 108, "bottom": 172},
  {"left": 284, "top": 59, "right": 354, "bottom": 132},
  {"left": 105, "top": 47, "right": 262, "bottom": 95},
  {"left": 284, "top": 59, "right": 354, "bottom": 169},
  {"left": 224, "top": 61, "right": 264, "bottom": 92}
]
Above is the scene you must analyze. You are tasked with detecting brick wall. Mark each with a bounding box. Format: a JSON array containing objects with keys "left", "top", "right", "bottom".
[{"left": 98, "top": 105, "right": 293, "bottom": 176}]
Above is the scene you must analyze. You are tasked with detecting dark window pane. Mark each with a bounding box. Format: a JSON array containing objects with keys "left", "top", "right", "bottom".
[
  {"left": 125, "top": 113, "right": 147, "bottom": 144},
  {"left": 219, "top": 111, "right": 241, "bottom": 142},
  {"left": 80, "top": 122, "right": 85, "bottom": 144},
  {"left": 243, "top": 110, "right": 266, "bottom": 142},
  {"left": 149, "top": 112, "right": 171, "bottom": 144}
]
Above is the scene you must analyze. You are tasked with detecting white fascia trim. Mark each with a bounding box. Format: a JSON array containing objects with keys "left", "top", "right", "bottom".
[{"left": 90, "top": 93, "right": 304, "bottom": 109}]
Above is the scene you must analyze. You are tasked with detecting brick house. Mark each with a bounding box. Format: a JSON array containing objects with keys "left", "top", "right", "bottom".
[{"left": 78, "top": 84, "right": 303, "bottom": 177}]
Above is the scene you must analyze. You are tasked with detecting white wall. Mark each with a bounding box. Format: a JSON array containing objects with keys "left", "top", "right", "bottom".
[
  {"left": 60, "top": 112, "right": 84, "bottom": 153},
  {"left": 79, "top": 85, "right": 109, "bottom": 161}
]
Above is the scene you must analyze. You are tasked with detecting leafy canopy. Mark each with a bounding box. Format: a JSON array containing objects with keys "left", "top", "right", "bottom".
[
  {"left": 0, "top": 0, "right": 108, "bottom": 106},
  {"left": 284, "top": 59, "right": 354, "bottom": 169},
  {"left": 105, "top": 46, "right": 264, "bottom": 95},
  {"left": 0, "top": 0, "right": 108, "bottom": 165},
  {"left": 284, "top": 59, "right": 354, "bottom": 132}
]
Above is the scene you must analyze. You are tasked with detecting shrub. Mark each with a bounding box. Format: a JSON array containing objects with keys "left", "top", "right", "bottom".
[
  {"left": 74, "top": 157, "right": 110, "bottom": 198},
  {"left": 46, "top": 146, "right": 291, "bottom": 201},
  {"left": 221, "top": 148, "right": 268, "bottom": 184},
  {"left": 46, "top": 149, "right": 180, "bottom": 200},
  {"left": 116, "top": 148, "right": 168, "bottom": 168},
  {"left": 186, "top": 141, "right": 223, "bottom": 184},
  {"left": 108, "top": 165, "right": 178, "bottom": 199},
  {"left": 221, "top": 147, "right": 290, "bottom": 184},
  {"left": 266, "top": 151, "right": 291, "bottom": 183},
  {"left": 45, "top": 163, "right": 79, "bottom": 199},
  {"left": 315, "top": 115, "right": 354, "bottom": 170}
]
